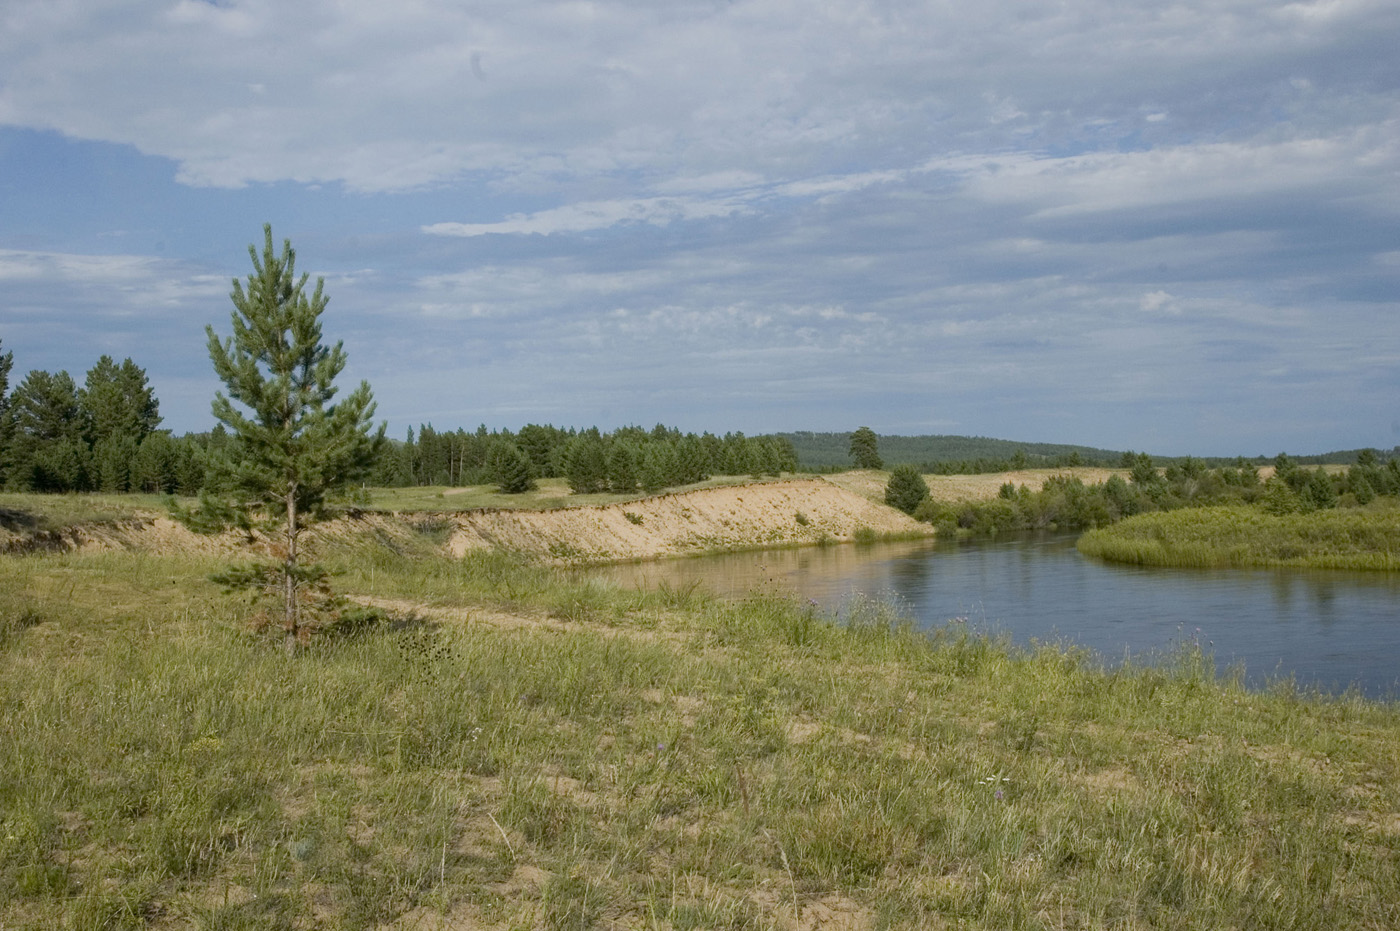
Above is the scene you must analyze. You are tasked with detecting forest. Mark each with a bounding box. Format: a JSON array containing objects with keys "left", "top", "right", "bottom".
[
  {"left": 0, "top": 342, "right": 796, "bottom": 498},
  {"left": 2, "top": 341, "right": 1392, "bottom": 502}
]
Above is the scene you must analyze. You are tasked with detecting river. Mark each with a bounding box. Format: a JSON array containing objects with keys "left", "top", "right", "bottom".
[{"left": 595, "top": 534, "right": 1400, "bottom": 699}]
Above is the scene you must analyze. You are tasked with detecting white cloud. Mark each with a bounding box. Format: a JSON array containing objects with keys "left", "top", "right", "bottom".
[
  {"left": 1140, "top": 290, "right": 1175, "bottom": 314},
  {"left": 0, "top": 249, "right": 225, "bottom": 306},
  {"left": 952, "top": 129, "right": 1400, "bottom": 217},
  {"left": 2, "top": 0, "right": 1398, "bottom": 452},
  {"left": 423, "top": 194, "right": 752, "bottom": 237},
  {"left": 4, "top": 0, "right": 1395, "bottom": 193}
]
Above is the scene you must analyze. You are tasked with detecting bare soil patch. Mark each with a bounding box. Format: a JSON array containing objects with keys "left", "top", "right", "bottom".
[
  {"left": 442, "top": 478, "right": 928, "bottom": 563},
  {"left": 1, "top": 478, "right": 929, "bottom": 564},
  {"left": 0, "top": 513, "right": 243, "bottom": 556}
]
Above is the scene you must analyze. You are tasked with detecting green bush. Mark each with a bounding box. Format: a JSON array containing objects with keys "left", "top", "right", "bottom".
[{"left": 884, "top": 464, "right": 930, "bottom": 515}]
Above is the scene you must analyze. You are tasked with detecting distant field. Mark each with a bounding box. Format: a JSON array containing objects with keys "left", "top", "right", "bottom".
[{"left": 824, "top": 467, "right": 1127, "bottom": 505}]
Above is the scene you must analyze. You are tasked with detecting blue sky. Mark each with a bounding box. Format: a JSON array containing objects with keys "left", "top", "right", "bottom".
[{"left": 1, "top": 0, "right": 1397, "bottom": 456}]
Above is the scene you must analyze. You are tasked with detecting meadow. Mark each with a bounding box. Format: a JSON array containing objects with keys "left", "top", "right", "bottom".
[{"left": 2, "top": 503, "right": 1399, "bottom": 929}]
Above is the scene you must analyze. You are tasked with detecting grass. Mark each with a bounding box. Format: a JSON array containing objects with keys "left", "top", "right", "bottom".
[
  {"left": 0, "top": 492, "right": 169, "bottom": 533},
  {"left": 1078, "top": 503, "right": 1400, "bottom": 571},
  {"left": 2, "top": 522, "right": 1400, "bottom": 928}
]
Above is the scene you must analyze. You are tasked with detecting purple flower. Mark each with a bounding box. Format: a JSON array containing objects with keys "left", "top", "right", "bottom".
[{"left": 994, "top": 790, "right": 1004, "bottom": 801}]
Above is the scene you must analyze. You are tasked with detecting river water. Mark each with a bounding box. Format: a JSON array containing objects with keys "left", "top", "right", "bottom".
[{"left": 595, "top": 535, "right": 1400, "bottom": 699}]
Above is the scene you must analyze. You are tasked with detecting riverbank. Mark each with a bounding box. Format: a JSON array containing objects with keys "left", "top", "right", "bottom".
[
  {"left": 438, "top": 478, "right": 929, "bottom": 563},
  {"left": 2, "top": 478, "right": 931, "bottom": 564},
  {"left": 1078, "top": 504, "right": 1400, "bottom": 571},
  {"left": 3, "top": 538, "right": 1399, "bottom": 928}
]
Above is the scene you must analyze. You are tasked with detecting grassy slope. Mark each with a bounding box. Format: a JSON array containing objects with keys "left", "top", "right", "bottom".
[
  {"left": 3, "top": 525, "right": 1399, "bottom": 929},
  {"left": 0, "top": 492, "right": 172, "bottom": 530},
  {"left": 1078, "top": 504, "right": 1400, "bottom": 571}
]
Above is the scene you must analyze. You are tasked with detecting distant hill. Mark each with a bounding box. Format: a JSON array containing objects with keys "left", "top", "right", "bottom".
[
  {"left": 774, "top": 432, "right": 1129, "bottom": 470},
  {"left": 772, "top": 432, "right": 1397, "bottom": 471}
]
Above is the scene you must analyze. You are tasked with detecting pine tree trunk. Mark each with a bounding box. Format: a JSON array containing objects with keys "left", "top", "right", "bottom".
[{"left": 284, "top": 484, "right": 299, "bottom": 654}]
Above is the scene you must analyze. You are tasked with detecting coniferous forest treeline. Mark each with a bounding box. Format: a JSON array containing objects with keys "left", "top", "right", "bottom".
[
  {"left": 779, "top": 432, "right": 1395, "bottom": 473},
  {"left": 0, "top": 342, "right": 800, "bottom": 497},
  {"left": 374, "top": 422, "right": 799, "bottom": 494},
  {"left": 1, "top": 341, "right": 1393, "bottom": 498}
]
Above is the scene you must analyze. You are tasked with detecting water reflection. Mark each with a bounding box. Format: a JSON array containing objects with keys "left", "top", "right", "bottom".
[{"left": 595, "top": 536, "right": 1400, "bottom": 699}]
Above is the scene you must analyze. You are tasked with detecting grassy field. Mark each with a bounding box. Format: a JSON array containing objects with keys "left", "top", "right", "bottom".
[
  {"left": 0, "top": 492, "right": 172, "bottom": 531},
  {"left": 3, "top": 509, "right": 1399, "bottom": 929},
  {"left": 1077, "top": 504, "right": 1400, "bottom": 571}
]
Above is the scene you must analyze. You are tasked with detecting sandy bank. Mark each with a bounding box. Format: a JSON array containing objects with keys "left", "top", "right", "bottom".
[
  {"left": 442, "top": 477, "right": 929, "bottom": 563},
  {"left": 0, "top": 513, "right": 246, "bottom": 556},
  {"left": 1, "top": 478, "right": 929, "bottom": 563}
]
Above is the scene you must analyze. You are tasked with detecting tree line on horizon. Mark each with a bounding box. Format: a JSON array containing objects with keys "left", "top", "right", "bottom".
[
  {"left": 0, "top": 340, "right": 798, "bottom": 498},
  {"left": 0, "top": 343, "right": 209, "bottom": 495},
  {"left": 896, "top": 450, "right": 1400, "bottom": 532},
  {"left": 783, "top": 430, "right": 1395, "bottom": 474},
  {"left": 3, "top": 337, "right": 1392, "bottom": 498},
  {"left": 379, "top": 422, "right": 799, "bottom": 495}
]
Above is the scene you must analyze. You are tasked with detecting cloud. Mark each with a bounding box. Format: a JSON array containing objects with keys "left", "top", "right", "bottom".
[
  {"left": 4, "top": 0, "right": 1396, "bottom": 194},
  {"left": 0, "top": 248, "right": 226, "bottom": 307},
  {"left": 423, "top": 194, "right": 752, "bottom": 237},
  {"left": 949, "top": 128, "right": 1400, "bottom": 218},
  {"left": 2, "top": 0, "right": 1397, "bottom": 453}
]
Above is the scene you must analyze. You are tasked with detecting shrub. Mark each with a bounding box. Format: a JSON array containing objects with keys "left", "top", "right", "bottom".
[
  {"left": 492, "top": 442, "right": 536, "bottom": 494},
  {"left": 884, "top": 464, "right": 930, "bottom": 515}
]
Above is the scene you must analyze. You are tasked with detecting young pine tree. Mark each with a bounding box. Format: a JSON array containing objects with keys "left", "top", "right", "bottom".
[
  {"left": 885, "top": 464, "right": 930, "bottom": 515},
  {"left": 193, "top": 225, "right": 384, "bottom": 650},
  {"left": 607, "top": 442, "right": 639, "bottom": 494},
  {"left": 565, "top": 435, "right": 608, "bottom": 494},
  {"left": 5, "top": 369, "right": 88, "bottom": 492},
  {"left": 490, "top": 441, "right": 536, "bottom": 494}
]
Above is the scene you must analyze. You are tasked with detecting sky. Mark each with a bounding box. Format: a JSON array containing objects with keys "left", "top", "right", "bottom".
[{"left": 1, "top": 0, "right": 1397, "bottom": 457}]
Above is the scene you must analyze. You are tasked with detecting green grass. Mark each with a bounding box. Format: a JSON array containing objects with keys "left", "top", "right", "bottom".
[
  {"left": 1078, "top": 504, "right": 1400, "bottom": 571},
  {"left": 0, "top": 492, "right": 171, "bottom": 533},
  {"left": 3, "top": 529, "right": 1399, "bottom": 928}
]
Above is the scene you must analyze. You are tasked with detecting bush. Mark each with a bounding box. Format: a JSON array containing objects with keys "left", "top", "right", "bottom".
[
  {"left": 884, "top": 464, "right": 929, "bottom": 515},
  {"left": 491, "top": 442, "right": 536, "bottom": 494}
]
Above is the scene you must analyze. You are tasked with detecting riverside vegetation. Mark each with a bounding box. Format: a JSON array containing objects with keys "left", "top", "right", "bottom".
[
  {"left": 3, "top": 496, "right": 1400, "bottom": 929},
  {"left": 1077, "top": 504, "right": 1400, "bottom": 571},
  {"left": 902, "top": 451, "right": 1400, "bottom": 571}
]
